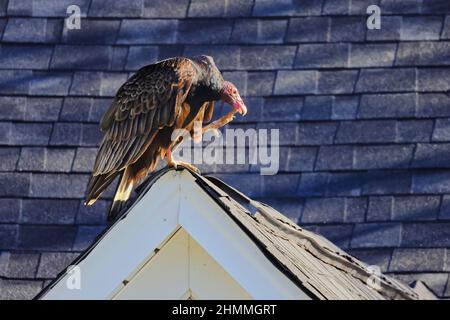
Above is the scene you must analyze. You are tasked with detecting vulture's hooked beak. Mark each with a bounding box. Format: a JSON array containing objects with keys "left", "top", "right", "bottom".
[
  {"left": 233, "top": 97, "right": 247, "bottom": 116},
  {"left": 221, "top": 84, "right": 247, "bottom": 116}
]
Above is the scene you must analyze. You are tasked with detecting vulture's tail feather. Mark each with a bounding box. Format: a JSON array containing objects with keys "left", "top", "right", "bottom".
[
  {"left": 85, "top": 171, "right": 120, "bottom": 206},
  {"left": 108, "top": 167, "right": 134, "bottom": 221}
]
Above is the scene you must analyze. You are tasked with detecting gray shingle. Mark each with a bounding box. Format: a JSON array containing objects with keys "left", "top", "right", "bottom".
[
  {"left": 350, "top": 0, "right": 381, "bottom": 15},
  {"left": 0, "top": 225, "right": 18, "bottom": 249},
  {"left": 263, "top": 174, "right": 300, "bottom": 197},
  {"left": 349, "top": 43, "right": 396, "bottom": 68},
  {"left": 396, "top": 120, "right": 433, "bottom": 143},
  {"left": 274, "top": 70, "right": 318, "bottom": 95},
  {"left": 380, "top": 0, "right": 421, "bottom": 13},
  {"left": 286, "top": 17, "right": 329, "bottom": 43},
  {"left": 125, "top": 46, "right": 159, "bottom": 71},
  {"left": 0, "top": 70, "right": 31, "bottom": 94},
  {"left": 178, "top": 20, "right": 232, "bottom": 44},
  {"left": 29, "top": 71, "right": 72, "bottom": 96},
  {"left": 367, "top": 196, "right": 392, "bottom": 222},
  {"left": 315, "top": 146, "right": 353, "bottom": 171},
  {"left": 50, "top": 123, "right": 82, "bottom": 146},
  {"left": 397, "top": 42, "right": 450, "bottom": 66},
  {"left": 29, "top": 173, "right": 89, "bottom": 198},
  {"left": 32, "top": 0, "right": 90, "bottom": 17},
  {"left": 400, "top": 16, "right": 443, "bottom": 41},
  {"left": 432, "top": 118, "right": 450, "bottom": 142},
  {"left": 418, "top": 94, "right": 450, "bottom": 118},
  {"left": 353, "top": 145, "right": 414, "bottom": 170},
  {"left": 18, "top": 148, "right": 75, "bottom": 172},
  {"left": 0, "top": 45, "right": 52, "bottom": 69},
  {"left": 302, "top": 198, "right": 346, "bottom": 223},
  {"left": 3, "top": 18, "right": 61, "bottom": 43},
  {"left": 81, "top": 123, "right": 102, "bottom": 146},
  {"left": 73, "top": 226, "right": 106, "bottom": 251},
  {"left": 393, "top": 196, "right": 440, "bottom": 221},
  {"left": 351, "top": 223, "right": 401, "bottom": 248},
  {"left": 0, "top": 199, "right": 21, "bottom": 223},
  {"left": 25, "top": 98, "right": 62, "bottom": 121},
  {"left": 99, "top": 72, "right": 128, "bottom": 97},
  {"left": 6, "top": 0, "right": 32, "bottom": 15},
  {"left": 232, "top": 19, "right": 288, "bottom": 44},
  {"left": 21, "top": 199, "right": 78, "bottom": 224},
  {"left": 296, "top": 43, "right": 348, "bottom": 68},
  {"left": 322, "top": 0, "right": 350, "bottom": 15},
  {"left": 366, "top": 16, "right": 401, "bottom": 41},
  {"left": 297, "top": 173, "right": 329, "bottom": 197},
  {"left": 327, "top": 172, "right": 362, "bottom": 197},
  {"left": 37, "top": 252, "right": 80, "bottom": 278},
  {"left": 0, "top": 279, "right": 43, "bottom": 300},
  {"left": 330, "top": 17, "right": 366, "bottom": 42},
  {"left": 418, "top": 68, "right": 450, "bottom": 92},
  {"left": 297, "top": 122, "right": 337, "bottom": 146},
  {"left": 336, "top": 120, "right": 397, "bottom": 144},
  {"left": 362, "top": 170, "right": 411, "bottom": 195},
  {"left": 301, "top": 96, "right": 332, "bottom": 120},
  {"left": 355, "top": 68, "right": 416, "bottom": 93},
  {"left": 62, "top": 20, "right": 121, "bottom": 44},
  {"left": 77, "top": 200, "right": 109, "bottom": 224},
  {"left": 253, "top": 0, "right": 322, "bottom": 16},
  {"left": 188, "top": 0, "right": 225, "bottom": 17},
  {"left": 262, "top": 97, "right": 303, "bottom": 121},
  {"left": 51, "top": 45, "right": 112, "bottom": 70},
  {"left": 69, "top": 72, "right": 101, "bottom": 96},
  {"left": 118, "top": 20, "right": 178, "bottom": 44},
  {"left": 240, "top": 46, "right": 296, "bottom": 70},
  {"left": 246, "top": 72, "right": 274, "bottom": 96},
  {"left": 412, "top": 171, "right": 450, "bottom": 194},
  {"left": 317, "top": 70, "right": 358, "bottom": 94},
  {"left": 2, "top": 123, "right": 53, "bottom": 146},
  {"left": 442, "top": 16, "right": 450, "bottom": 39},
  {"left": 401, "top": 223, "right": 450, "bottom": 247},
  {"left": 143, "top": 0, "right": 189, "bottom": 18},
  {"left": 345, "top": 197, "right": 367, "bottom": 223},
  {"left": 331, "top": 96, "right": 359, "bottom": 120},
  {"left": 89, "top": 0, "right": 143, "bottom": 17},
  {"left": 18, "top": 225, "right": 77, "bottom": 251},
  {"left": 412, "top": 143, "right": 450, "bottom": 168},
  {"left": 358, "top": 94, "right": 416, "bottom": 119},
  {"left": 439, "top": 195, "right": 450, "bottom": 220},
  {"left": 286, "top": 147, "right": 317, "bottom": 172},
  {"left": 0, "top": 252, "right": 40, "bottom": 278},
  {"left": 0, "top": 147, "right": 20, "bottom": 171},
  {"left": 72, "top": 147, "right": 97, "bottom": 172}
]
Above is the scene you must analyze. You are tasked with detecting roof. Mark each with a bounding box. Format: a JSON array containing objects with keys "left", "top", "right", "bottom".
[{"left": 36, "top": 166, "right": 433, "bottom": 300}]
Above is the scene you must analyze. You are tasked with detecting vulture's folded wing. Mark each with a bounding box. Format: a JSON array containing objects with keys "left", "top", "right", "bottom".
[{"left": 92, "top": 58, "right": 195, "bottom": 176}]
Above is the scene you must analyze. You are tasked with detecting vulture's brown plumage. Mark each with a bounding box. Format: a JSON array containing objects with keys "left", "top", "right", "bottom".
[{"left": 85, "top": 55, "right": 247, "bottom": 220}]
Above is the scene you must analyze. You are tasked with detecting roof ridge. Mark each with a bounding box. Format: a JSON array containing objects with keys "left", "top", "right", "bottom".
[{"left": 199, "top": 172, "right": 419, "bottom": 300}]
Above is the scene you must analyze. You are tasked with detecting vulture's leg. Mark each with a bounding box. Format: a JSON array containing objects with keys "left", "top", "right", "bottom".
[
  {"left": 166, "top": 136, "right": 201, "bottom": 174},
  {"left": 202, "top": 110, "right": 237, "bottom": 134}
]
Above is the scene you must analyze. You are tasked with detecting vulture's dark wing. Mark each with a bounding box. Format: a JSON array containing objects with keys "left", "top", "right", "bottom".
[{"left": 92, "top": 58, "right": 196, "bottom": 176}]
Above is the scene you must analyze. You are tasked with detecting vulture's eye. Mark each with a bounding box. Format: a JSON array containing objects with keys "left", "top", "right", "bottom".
[{"left": 232, "top": 89, "right": 237, "bottom": 94}]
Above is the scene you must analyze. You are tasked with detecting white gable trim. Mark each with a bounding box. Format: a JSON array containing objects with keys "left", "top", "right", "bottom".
[{"left": 40, "top": 170, "right": 309, "bottom": 300}]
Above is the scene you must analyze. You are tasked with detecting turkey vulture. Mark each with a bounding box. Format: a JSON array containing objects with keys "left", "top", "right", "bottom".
[{"left": 85, "top": 55, "right": 247, "bottom": 220}]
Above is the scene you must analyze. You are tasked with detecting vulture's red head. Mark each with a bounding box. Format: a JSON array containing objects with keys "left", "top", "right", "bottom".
[{"left": 220, "top": 81, "right": 247, "bottom": 116}]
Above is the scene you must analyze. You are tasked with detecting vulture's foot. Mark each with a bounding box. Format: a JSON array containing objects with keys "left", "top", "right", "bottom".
[
  {"left": 203, "top": 110, "right": 236, "bottom": 133},
  {"left": 176, "top": 160, "right": 201, "bottom": 174},
  {"left": 166, "top": 149, "right": 201, "bottom": 174}
]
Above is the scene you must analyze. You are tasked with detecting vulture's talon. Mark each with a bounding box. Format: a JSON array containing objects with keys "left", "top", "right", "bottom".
[{"left": 212, "top": 129, "right": 220, "bottom": 137}]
